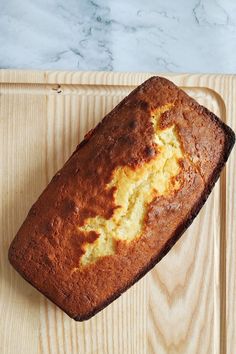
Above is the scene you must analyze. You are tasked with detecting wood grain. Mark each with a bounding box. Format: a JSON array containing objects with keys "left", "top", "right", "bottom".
[{"left": 0, "top": 71, "right": 235, "bottom": 354}]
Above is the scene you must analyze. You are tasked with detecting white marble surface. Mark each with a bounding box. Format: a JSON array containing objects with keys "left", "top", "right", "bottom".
[{"left": 0, "top": 0, "right": 236, "bottom": 73}]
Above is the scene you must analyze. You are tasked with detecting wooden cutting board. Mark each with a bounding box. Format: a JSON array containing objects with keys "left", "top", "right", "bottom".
[{"left": 0, "top": 71, "right": 235, "bottom": 354}]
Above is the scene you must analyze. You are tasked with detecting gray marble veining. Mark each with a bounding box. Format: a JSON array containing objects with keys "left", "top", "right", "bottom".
[{"left": 0, "top": 0, "right": 236, "bottom": 73}]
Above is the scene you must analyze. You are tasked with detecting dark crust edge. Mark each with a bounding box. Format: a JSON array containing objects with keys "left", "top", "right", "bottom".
[
  {"left": 74, "top": 108, "right": 235, "bottom": 321},
  {"left": 8, "top": 80, "right": 235, "bottom": 322}
]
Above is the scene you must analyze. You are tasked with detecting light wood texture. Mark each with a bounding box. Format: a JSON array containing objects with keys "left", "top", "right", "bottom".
[{"left": 0, "top": 71, "right": 235, "bottom": 354}]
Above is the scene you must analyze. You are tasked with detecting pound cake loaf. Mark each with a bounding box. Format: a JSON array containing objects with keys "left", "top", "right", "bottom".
[{"left": 8, "top": 77, "right": 235, "bottom": 321}]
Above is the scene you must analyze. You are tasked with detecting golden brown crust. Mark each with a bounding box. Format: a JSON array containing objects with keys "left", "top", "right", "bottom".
[{"left": 8, "top": 76, "right": 235, "bottom": 320}]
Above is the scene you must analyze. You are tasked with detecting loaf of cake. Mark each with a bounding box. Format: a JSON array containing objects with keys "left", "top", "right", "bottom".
[{"left": 8, "top": 77, "right": 235, "bottom": 321}]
